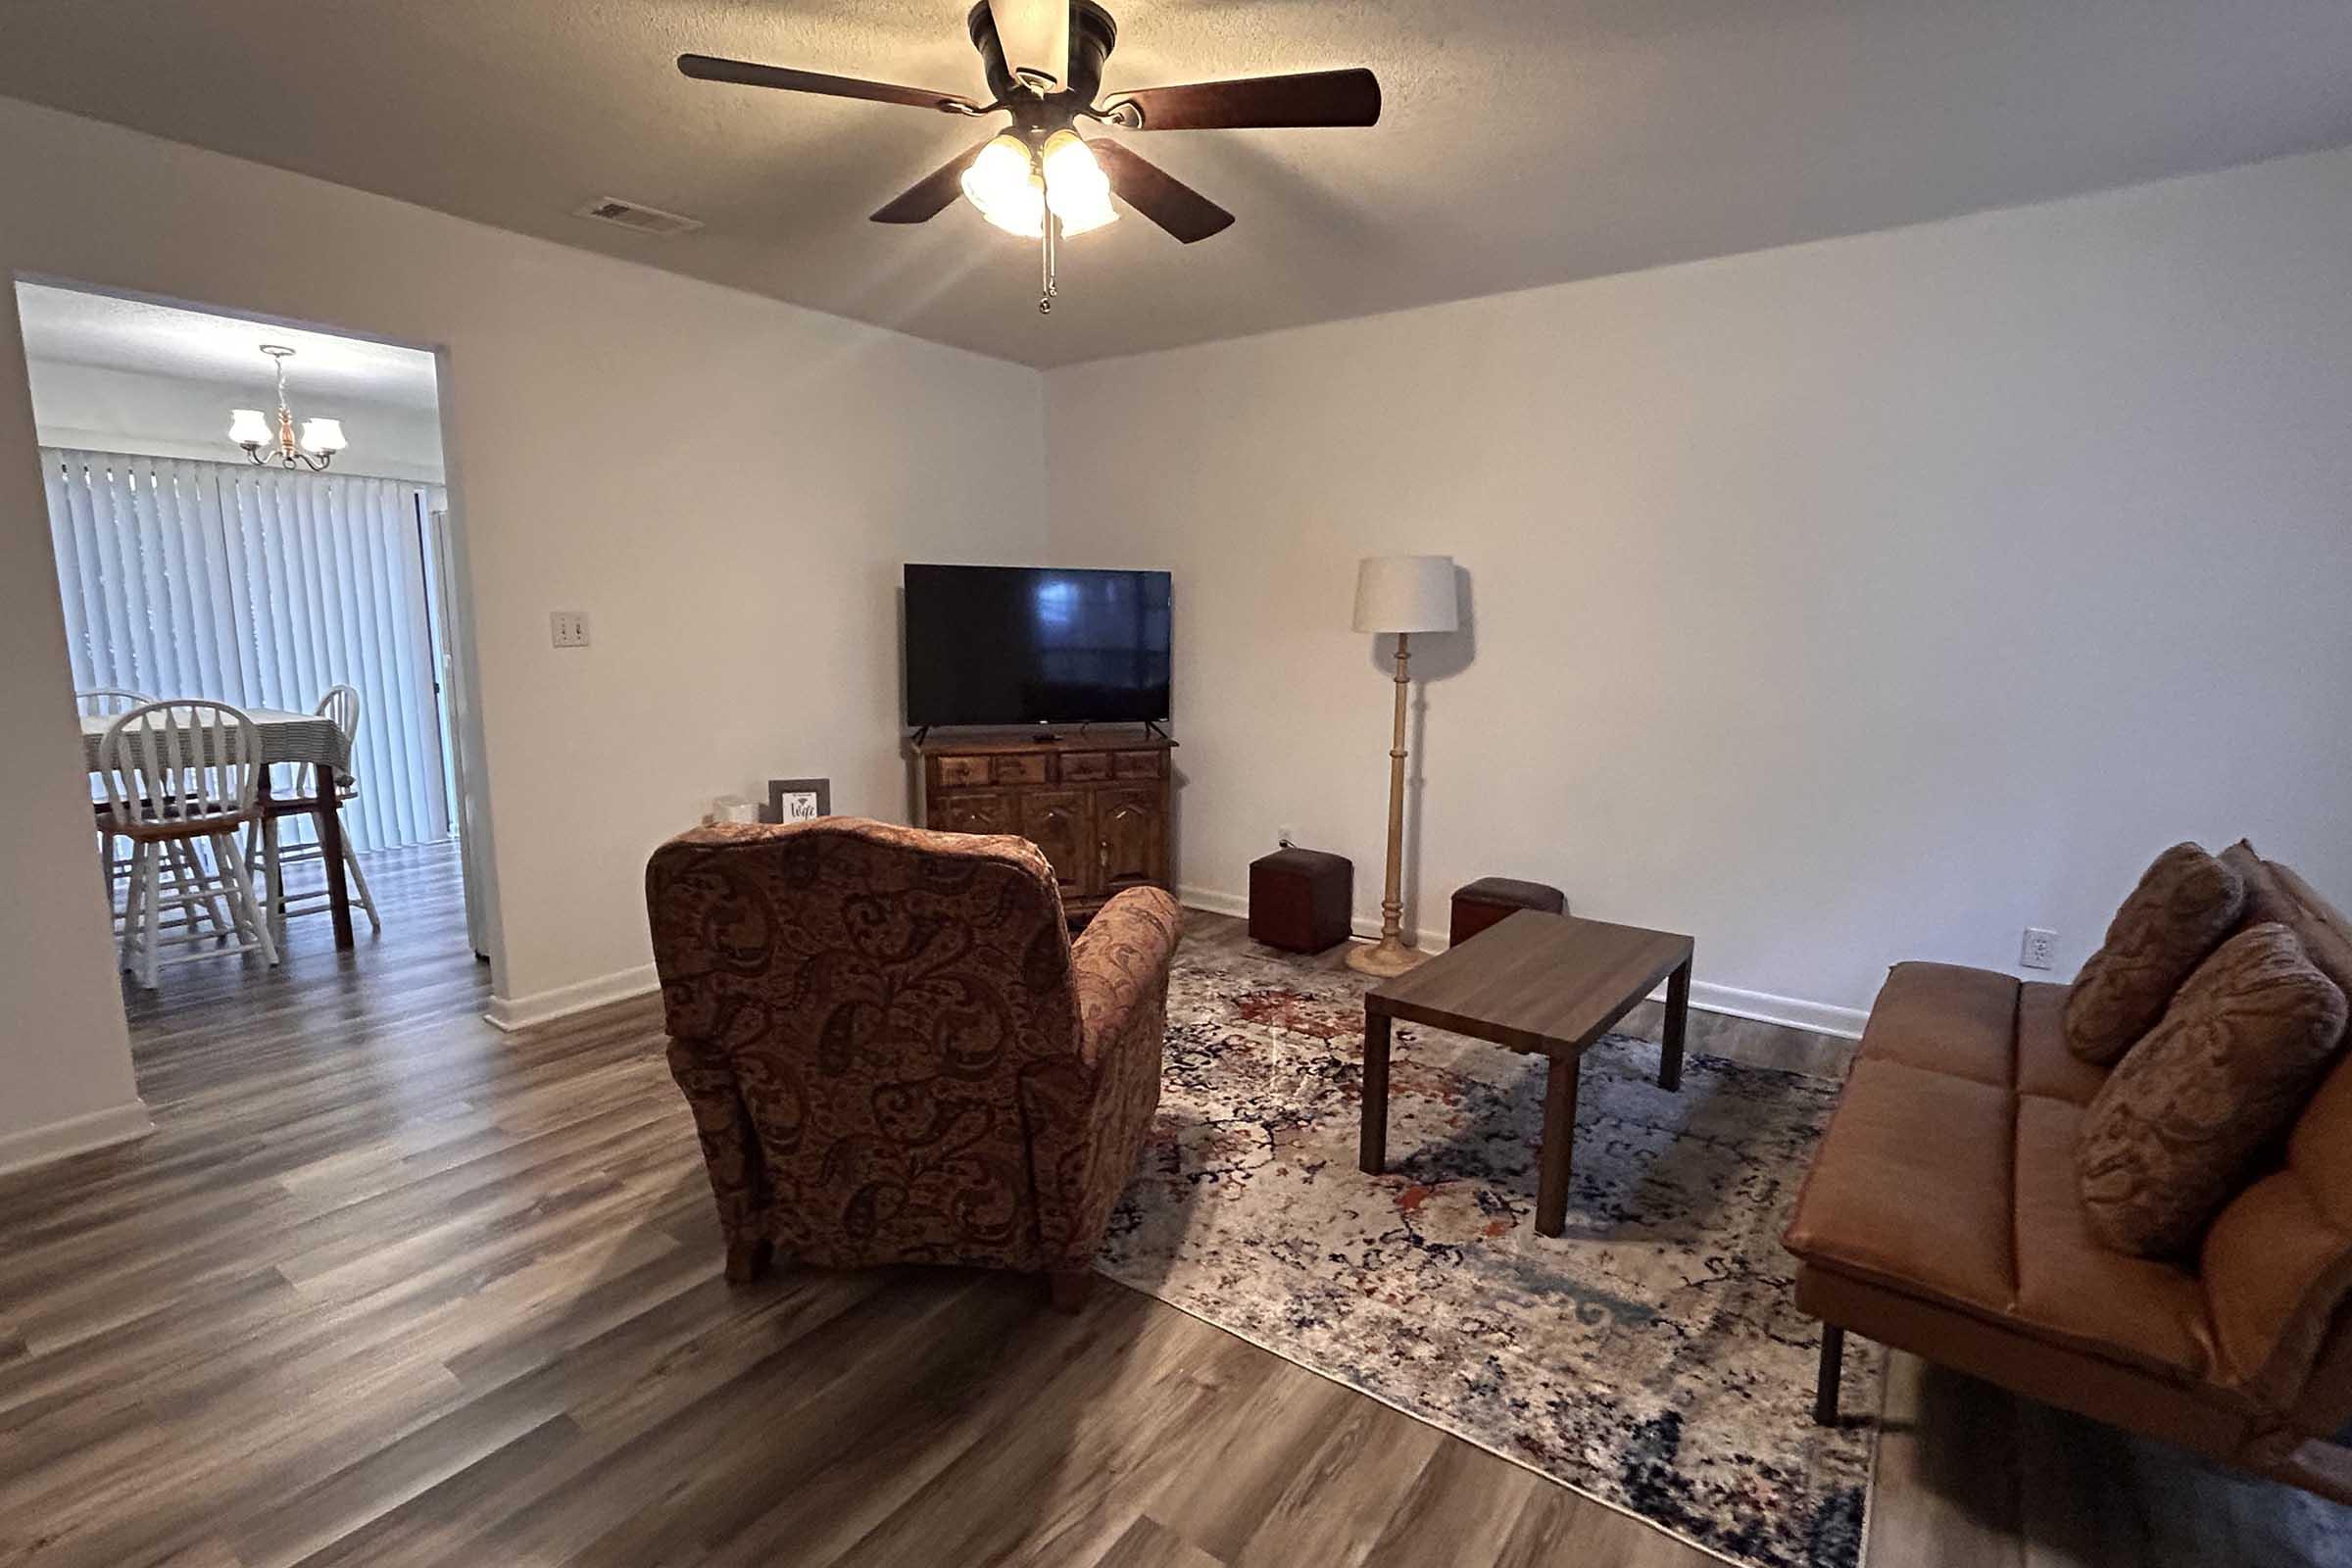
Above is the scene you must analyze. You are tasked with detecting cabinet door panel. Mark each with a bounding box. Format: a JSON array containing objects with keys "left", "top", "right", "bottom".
[
  {"left": 1097, "top": 785, "right": 1166, "bottom": 892},
  {"left": 1020, "top": 789, "right": 1095, "bottom": 900},
  {"left": 933, "top": 790, "right": 1018, "bottom": 837}
]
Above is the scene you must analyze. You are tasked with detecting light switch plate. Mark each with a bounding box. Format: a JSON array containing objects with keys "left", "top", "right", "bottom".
[{"left": 550, "top": 611, "right": 590, "bottom": 649}]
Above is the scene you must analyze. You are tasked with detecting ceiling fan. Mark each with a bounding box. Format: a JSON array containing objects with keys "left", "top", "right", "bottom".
[{"left": 677, "top": 0, "right": 1380, "bottom": 312}]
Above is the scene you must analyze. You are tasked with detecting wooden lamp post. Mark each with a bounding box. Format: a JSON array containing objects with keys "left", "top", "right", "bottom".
[{"left": 1347, "top": 555, "right": 1457, "bottom": 977}]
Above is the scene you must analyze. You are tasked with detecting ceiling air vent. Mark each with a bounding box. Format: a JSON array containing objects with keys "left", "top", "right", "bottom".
[{"left": 572, "top": 197, "right": 704, "bottom": 236}]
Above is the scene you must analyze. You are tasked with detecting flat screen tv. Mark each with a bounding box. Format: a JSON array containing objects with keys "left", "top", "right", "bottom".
[{"left": 904, "top": 564, "right": 1172, "bottom": 728}]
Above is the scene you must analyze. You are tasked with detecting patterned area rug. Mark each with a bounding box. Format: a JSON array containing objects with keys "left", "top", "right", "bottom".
[{"left": 1098, "top": 940, "right": 1875, "bottom": 1568}]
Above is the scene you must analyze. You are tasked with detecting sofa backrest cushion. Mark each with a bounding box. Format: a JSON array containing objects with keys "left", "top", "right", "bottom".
[
  {"left": 2262, "top": 858, "right": 2352, "bottom": 1003},
  {"left": 2201, "top": 852, "right": 2352, "bottom": 1429},
  {"left": 2065, "top": 843, "right": 2247, "bottom": 1066},
  {"left": 2078, "top": 923, "right": 2347, "bottom": 1257},
  {"left": 2205, "top": 1050, "right": 2352, "bottom": 1423}
]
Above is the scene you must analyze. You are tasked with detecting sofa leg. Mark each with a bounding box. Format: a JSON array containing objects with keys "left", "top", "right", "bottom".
[
  {"left": 1814, "top": 1324, "right": 1845, "bottom": 1425},
  {"left": 725, "top": 1237, "right": 773, "bottom": 1284},
  {"left": 1048, "top": 1268, "right": 1095, "bottom": 1314}
]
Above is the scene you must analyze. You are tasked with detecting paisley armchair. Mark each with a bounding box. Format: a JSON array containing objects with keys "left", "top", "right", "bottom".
[{"left": 645, "top": 816, "right": 1181, "bottom": 1307}]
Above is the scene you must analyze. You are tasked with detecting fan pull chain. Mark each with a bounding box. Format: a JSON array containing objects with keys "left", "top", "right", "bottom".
[{"left": 1038, "top": 156, "right": 1058, "bottom": 314}]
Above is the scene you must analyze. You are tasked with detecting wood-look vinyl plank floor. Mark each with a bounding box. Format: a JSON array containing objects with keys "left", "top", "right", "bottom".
[{"left": 6, "top": 842, "right": 2314, "bottom": 1566}]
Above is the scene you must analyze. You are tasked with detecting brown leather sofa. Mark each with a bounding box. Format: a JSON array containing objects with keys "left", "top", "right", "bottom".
[
  {"left": 1784, "top": 847, "right": 2352, "bottom": 1501},
  {"left": 645, "top": 816, "right": 1182, "bottom": 1308}
]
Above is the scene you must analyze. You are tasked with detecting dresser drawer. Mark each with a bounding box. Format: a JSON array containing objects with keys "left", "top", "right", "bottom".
[
  {"left": 1059, "top": 752, "right": 1113, "bottom": 783},
  {"left": 993, "top": 754, "right": 1050, "bottom": 786},
  {"left": 1112, "top": 751, "right": 1164, "bottom": 780},
  {"left": 933, "top": 756, "right": 991, "bottom": 789}
]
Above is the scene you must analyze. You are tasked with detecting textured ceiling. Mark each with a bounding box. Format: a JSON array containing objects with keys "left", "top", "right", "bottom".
[
  {"left": 14, "top": 283, "right": 442, "bottom": 410},
  {"left": 1, "top": 2, "right": 2348, "bottom": 368}
]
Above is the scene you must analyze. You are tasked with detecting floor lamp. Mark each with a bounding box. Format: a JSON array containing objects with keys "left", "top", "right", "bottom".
[{"left": 1348, "top": 555, "right": 1457, "bottom": 977}]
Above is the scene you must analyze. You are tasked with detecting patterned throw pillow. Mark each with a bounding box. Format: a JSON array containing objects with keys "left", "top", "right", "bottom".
[
  {"left": 2078, "top": 923, "right": 2348, "bottom": 1257},
  {"left": 2064, "top": 843, "right": 2247, "bottom": 1066}
]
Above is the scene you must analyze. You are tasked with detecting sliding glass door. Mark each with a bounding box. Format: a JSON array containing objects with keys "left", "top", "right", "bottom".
[{"left": 42, "top": 448, "right": 452, "bottom": 854}]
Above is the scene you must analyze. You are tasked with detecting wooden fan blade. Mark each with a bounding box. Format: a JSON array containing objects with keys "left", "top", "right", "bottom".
[
  {"left": 677, "top": 53, "right": 981, "bottom": 115},
  {"left": 870, "top": 139, "right": 996, "bottom": 224},
  {"left": 1088, "top": 140, "right": 1235, "bottom": 244},
  {"left": 1104, "top": 68, "right": 1380, "bottom": 130}
]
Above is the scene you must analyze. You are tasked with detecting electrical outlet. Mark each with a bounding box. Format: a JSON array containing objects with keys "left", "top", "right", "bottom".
[
  {"left": 2020, "top": 927, "right": 2058, "bottom": 971},
  {"left": 550, "top": 610, "right": 591, "bottom": 649}
]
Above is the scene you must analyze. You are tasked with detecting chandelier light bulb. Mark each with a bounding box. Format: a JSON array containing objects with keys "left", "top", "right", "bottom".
[
  {"left": 960, "top": 134, "right": 1044, "bottom": 237},
  {"left": 1040, "top": 130, "right": 1118, "bottom": 236},
  {"left": 227, "top": 409, "right": 271, "bottom": 449}
]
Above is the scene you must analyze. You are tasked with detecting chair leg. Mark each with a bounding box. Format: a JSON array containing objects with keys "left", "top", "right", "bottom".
[
  {"left": 1048, "top": 1268, "right": 1096, "bottom": 1314},
  {"left": 218, "top": 832, "right": 278, "bottom": 967},
  {"left": 137, "top": 844, "right": 163, "bottom": 990},
  {"left": 724, "top": 1237, "right": 773, "bottom": 1283},
  {"left": 172, "top": 839, "right": 232, "bottom": 936},
  {"left": 121, "top": 841, "right": 147, "bottom": 973},
  {"left": 343, "top": 840, "right": 382, "bottom": 933},
  {"left": 259, "top": 815, "right": 281, "bottom": 926},
  {"left": 1814, "top": 1324, "right": 1845, "bottom": 1425}
]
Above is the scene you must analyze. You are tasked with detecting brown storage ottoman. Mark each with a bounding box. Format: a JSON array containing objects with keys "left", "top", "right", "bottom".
[
  {"left": 1250, "top": 848, "right": 1353, "bottom": 954},
  {"left": 1449, "top": 877, "right": 1568, "bottom": 947}
]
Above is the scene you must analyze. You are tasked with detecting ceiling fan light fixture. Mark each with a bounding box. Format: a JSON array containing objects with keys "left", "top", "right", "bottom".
[
  {"left": 1041, "top": 129, "right": 1118, "bottom": 235},
  {"left": 961, "top": 133, "right": 1045, "bottom": 236}
]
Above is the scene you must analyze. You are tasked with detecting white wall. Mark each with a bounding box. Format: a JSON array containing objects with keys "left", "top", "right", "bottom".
[
  {"left": 0, "top": 95, "right": 1045, "bottom": 1155},
  {"left": 1046, "top": 146, "right": 2352, "bottom": 1026},
  {"left": 0, "top": 294, "right": 146, "bottom": 1173},
  {"left": 25, "top": 358, "right": 447, "bottom": 484}
]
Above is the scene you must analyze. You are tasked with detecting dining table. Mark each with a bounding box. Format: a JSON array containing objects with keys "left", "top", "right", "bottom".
[{"left": 82, "top": 707, "right": 359, "bottom": 950}]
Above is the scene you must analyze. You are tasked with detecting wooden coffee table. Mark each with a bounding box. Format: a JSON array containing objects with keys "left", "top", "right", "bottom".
[{"left": 1358, "top": 910, "right": 1694, "bottom": 1237}]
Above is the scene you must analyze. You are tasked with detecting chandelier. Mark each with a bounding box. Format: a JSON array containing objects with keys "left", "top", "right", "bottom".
[{"left": 228, "top": 345, "right": 348, "bottom": 471}]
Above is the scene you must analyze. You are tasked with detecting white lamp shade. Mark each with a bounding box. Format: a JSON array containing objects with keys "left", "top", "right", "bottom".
[
  {"left": 227, "top": 408, "right": 271, "bottom": 447},
  {"left": 961, "top": 134, "right": 1045, "bottom": 237},
  {"left": 1041, "top": 130, "right": 1119, "bottom": 236},
  {"left": 1352, "top": 555, "right": 1458, "bottom": 634},
  {"left": 299, "top": 417, "right": 347, "bottom": 455}
]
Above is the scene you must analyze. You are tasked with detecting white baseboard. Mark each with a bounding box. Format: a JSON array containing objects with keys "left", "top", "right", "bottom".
[
  {"left": 484, "top": 962, "right": 661, "bottom": 1033},
  {"left": 1175, "top": 884, "right": 1869, "bottom": 1042},
  {"left": 0, "top": 1099, "right": 154, "bottom": 1178},
  {"left": 1674, "top": 981, "right": 1868, "bottom": 1042}
]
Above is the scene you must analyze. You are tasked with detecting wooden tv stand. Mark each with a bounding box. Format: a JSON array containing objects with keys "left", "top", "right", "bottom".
[{"left": 910, "top": 727, "right": 1174, "bottom": 924}]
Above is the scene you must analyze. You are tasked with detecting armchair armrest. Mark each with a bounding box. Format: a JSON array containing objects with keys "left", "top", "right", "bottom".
[
  {"left": 1022, "top": 887, "right": 1183, "bottom": 1269},
  {"left": 1072, "top": 887, "right": 1185, "bottom": 1071}
]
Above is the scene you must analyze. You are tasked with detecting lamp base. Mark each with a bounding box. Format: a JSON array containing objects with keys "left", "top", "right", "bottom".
[{"left": 1346, "top": 935, "right": 1428, "bottom": 978}]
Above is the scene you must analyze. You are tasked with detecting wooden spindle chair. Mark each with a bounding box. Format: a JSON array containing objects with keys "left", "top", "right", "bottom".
[{"left": 101, "top": 701, "right": 278, "bottom": 988}]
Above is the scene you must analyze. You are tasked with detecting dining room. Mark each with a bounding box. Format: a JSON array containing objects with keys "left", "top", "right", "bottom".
[{"left": 18, "top": 278, "right": 487, "bottom": 1013}]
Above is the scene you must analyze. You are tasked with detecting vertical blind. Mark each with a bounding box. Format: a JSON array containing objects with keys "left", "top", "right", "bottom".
[{"left": 42, "top": 448, "right": 452, "bottom": 854}]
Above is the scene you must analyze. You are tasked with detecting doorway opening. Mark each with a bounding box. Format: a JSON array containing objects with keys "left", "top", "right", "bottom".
[{"left": 13, "top": 277, "right": 493, "bottom": 1022}]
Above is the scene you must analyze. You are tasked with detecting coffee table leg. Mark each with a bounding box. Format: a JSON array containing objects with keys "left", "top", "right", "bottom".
[
  {"left": 1358, "top": 1010, "right": 1391, "bottom": 1175},
  {"left": 1660, "top": 956, "right": 1690, "bottom": 1093},
  {"left": 1537, "top": 1053, "right": 1579, "bottom": 1237}
]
